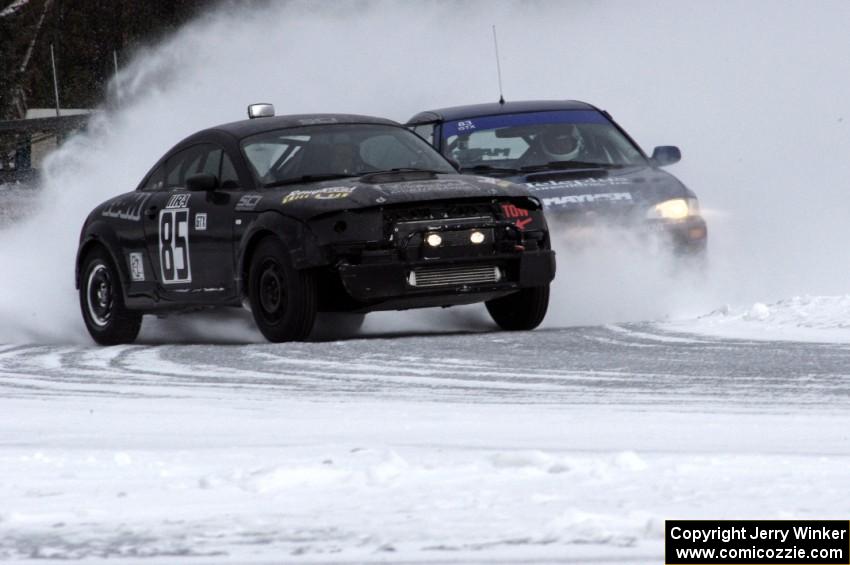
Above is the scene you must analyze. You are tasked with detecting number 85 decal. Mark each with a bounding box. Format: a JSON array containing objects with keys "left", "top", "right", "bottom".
[{"left": 159, "top": 208, "right": 192, "bottom": 283}]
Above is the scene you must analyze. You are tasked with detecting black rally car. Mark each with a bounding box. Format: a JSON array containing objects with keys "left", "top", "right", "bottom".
[
  {"left": 76, "top": 106, "right": 555, "bottom": 344},
  {"left": 407, "top": 100, "right": 707, "bottom": 255}
]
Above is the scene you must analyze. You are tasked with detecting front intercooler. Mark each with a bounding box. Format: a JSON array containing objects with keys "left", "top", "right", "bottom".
[{"left": 406, "top": 264, "right": 502, "bottom": 288}]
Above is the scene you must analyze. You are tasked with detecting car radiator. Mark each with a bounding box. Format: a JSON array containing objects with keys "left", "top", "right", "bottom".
[{"left": 407, "top": 265, "right": 502, "bottom": 288}]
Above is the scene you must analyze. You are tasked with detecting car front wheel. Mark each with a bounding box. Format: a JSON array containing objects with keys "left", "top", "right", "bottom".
[
  {"left": 79, "top": 247, "right": 142, "bottom": 345},
  {"left": 248, "top": 237, "right": 318, "bottom": 342},
  {"left": 486, "top": 285, "right": 550, "bottom": 331}
]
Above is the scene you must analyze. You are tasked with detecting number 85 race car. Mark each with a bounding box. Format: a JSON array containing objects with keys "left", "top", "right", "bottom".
[{"left": 76, "top": 105, "right": 556, "bottom": 344}]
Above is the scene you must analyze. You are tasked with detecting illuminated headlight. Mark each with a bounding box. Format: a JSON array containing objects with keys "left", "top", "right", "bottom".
[
  {"left": 648, "top": 198, "right": 699, "bottom": 220},
  {"left": 426, "top": 233, "right": 443, "bottom": 247},
  {"left": 470, "top": 231, "right": 485, "bottom": 244}
]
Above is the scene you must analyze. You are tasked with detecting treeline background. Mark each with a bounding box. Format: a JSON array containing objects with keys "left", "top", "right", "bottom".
[{"left": 1, "top": 0, "right": 210, "bottom": 119}]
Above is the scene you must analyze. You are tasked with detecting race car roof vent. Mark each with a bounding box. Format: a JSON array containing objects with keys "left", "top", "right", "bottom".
[{"left": 247, "top": 103, "right": 275, "bottom": 119}]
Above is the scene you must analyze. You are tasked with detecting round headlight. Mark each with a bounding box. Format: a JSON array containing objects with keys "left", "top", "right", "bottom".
[
  {"left": 470, "top": 231, "right": 485, "bottom": 244},
  {"left": 426, "top": 233, "right": 443, "bottom": 247},
  {"left": 649, "top": 198, "right": 690, "bottom": 220}
]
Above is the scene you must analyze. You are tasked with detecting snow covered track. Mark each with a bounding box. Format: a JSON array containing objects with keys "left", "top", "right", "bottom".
[
  {"left": 2, "top": 325, "right": 850, "bottom": 406},
  {"left": 2, "top": 326, "right": 850, "bottom": 563}
]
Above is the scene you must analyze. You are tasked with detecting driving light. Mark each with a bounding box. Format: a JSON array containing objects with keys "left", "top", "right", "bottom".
[
  {"left": 648, "top": 198, "right": 695, "bottom": 220},
  {"left": 470, "top": 231, "right": 485, "bottom": 244},
  {"left": 426, "top": 233, "right": 443, "bottom": 247}
]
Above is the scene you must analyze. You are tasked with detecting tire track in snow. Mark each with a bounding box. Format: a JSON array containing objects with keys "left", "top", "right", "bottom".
[{"left": 1, "top": 325, "right": 849, "bottom": 407}]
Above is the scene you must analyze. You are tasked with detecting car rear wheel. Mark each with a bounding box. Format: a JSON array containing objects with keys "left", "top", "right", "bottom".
[
  {"left": 486, "top": 285, "right": 550, "bottom": 331},
  {"left": 248, "top": 237, "right": 317, "bottom": 342},
  {"left": 79, "top": 247, "right": 142, "bottom": 345}
]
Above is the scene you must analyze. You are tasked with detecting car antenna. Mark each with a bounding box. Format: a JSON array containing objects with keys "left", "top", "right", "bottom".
[{"left": 492, "top": 25, "right": 505, "bottom": 105}]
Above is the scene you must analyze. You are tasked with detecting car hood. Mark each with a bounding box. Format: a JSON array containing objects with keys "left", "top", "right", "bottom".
[
  {"left": 505, "top": 165, "right": 689, "bottom": 216},
  {"left": 256, "top": 172, "right": 534, "bottom": 218}
]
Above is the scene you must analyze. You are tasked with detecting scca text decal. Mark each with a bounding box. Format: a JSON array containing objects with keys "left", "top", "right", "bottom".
[
  {"left": 543, "top": 192, "right": 633, "bottom": 206},
  {"left": 282, "top": 186, "right": 355, "bottom": 204},
  {"left": 235, "top": 194, "right": 262, "bottom": 211},
  {"left": 101, "top": 193, "right": 150, "bottom": 221}
]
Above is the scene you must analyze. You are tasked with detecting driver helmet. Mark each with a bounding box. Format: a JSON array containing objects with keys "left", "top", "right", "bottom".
[{"left": 538, "top": 124, "right": 583, "bottom": 160}]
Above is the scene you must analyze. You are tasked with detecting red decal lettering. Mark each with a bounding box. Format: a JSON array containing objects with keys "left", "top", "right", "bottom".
[{"left": 501, "top": 203, "right": 529, "bottom": 218}]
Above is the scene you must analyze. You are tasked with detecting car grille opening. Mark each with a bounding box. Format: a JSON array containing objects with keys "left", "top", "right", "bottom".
[
  {"left": 385, "top": 202, "right": 496, "bottom": 224},
  {"left": 407, "top": 265, "right": 502, "bottom": 288}
]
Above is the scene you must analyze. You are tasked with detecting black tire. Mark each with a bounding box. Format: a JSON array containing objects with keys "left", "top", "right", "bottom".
[
  {"left": 248, "top": 237, "right": 317, "bottom": 342},
  {"left": 78, "top": 247, "right": 142, "bottom": 345},
  {"left": 311, "top": 313, "right": 366, "bottom": 340},
  {"left": 485, "top": 285, "right": 550, "bottom": 331}
]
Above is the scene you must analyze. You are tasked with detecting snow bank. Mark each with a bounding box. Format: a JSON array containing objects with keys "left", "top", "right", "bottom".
[
  {"left": 1, "top": 393, "right": 849, "bottom": 562},
  {"left": 663, "top": 296, "right": 850, "bottom": 343}
]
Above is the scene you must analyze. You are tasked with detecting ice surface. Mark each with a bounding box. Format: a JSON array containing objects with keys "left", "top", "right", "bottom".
[{"left": 1, "top": 327, "right": 850, "bottom": 562}]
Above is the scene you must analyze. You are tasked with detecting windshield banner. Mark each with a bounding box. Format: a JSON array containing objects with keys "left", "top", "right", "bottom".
[{"left": 442, "top": 110, "right": 609, "bottom": 138}]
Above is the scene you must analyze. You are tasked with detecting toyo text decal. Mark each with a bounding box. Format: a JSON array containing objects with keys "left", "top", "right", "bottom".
[{"left": 501, "top": 203, "right": 533, "bottom": 230}]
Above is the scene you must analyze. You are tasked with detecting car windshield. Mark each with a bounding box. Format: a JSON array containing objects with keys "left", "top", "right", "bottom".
[
  {"left": 241, "top": 123, "right": 455, "bottom": 187},
  {"left": 442, "top": 110, "right": 648, "bottom": 172}
]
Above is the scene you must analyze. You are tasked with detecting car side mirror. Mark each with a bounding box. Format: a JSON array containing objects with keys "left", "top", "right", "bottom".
[
  {"left": 186, "top": 173, "right": 219, "bottom": 191},
  {"left": 651, "top": 146, "right": 682, "bottom": 167}
]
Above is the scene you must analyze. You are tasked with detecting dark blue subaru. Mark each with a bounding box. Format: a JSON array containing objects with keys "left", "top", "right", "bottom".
[{"left": 407, "top": 100, "right": 706, "bottom": 256}]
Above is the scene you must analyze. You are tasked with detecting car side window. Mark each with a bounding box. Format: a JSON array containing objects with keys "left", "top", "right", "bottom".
[
  {"left": 412, "top": 124, "right": 435, "bottom": 145},
  {"left": 198, "top": 147, "right": 222, "bottom": 177},
  {"left": 220, "top": 152, "right": 240, "bottom": 189},
  {"left": 166, "top": 146, "right": 200, "bottom": 188},
  {"left": 141, "top": 165, "right": 165, "bottom": 191},
  {"left": 165, "top": 144, "right": 224, "bottom": 188}
]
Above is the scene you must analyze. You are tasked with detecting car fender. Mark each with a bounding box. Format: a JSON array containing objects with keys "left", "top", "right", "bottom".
[
  {"left": 236, "top": 211, "right": 324, "bottom": 294},
  {"left": 75, "top": 220, "right": 129, "bottom": 290}
]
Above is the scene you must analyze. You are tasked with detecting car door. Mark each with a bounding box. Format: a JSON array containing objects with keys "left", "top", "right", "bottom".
[{"left": 142, "top": 143, "right": 239, "bottom": 304}]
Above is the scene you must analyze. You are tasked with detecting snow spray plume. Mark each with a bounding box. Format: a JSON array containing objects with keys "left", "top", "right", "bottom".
[{"left": 1, "top": 0, "right": 849, "bottom": 343}]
